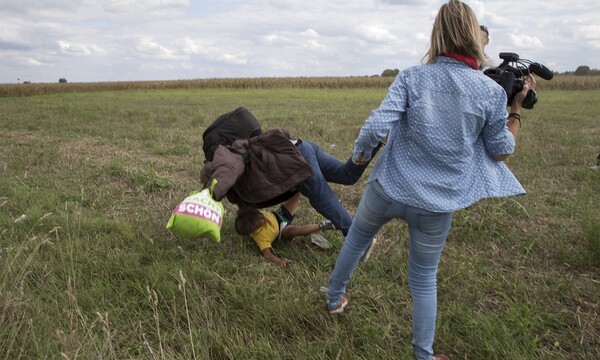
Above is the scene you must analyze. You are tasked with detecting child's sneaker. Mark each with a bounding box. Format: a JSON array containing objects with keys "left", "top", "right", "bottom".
[
  {"left": 361, "top": 237, "right": 377, "bottom": 262},
  {"left": 432, "top": 355, "right": 449, "bottom": 360},
  {"left": 327, "top": 295, "right": 349, "bottom": 314},
  {"left": 310, "top": 233, "right": 331, "bottom": 249},
  {"left": 319, "top": 220, "right": 336, "bottom": 231}
]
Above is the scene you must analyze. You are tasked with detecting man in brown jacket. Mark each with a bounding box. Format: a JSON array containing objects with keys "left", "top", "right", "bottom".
[{"left": 202, "top": 128, "right": 382, "bottom": 236}]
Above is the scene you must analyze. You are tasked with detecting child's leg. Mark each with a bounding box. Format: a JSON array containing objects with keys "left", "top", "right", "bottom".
[
  {"left": 281, "top": 224, "right": 320, "bottom": 239},
  {"left": 281, "top": 191, "right": 301, "bottom": 216}
]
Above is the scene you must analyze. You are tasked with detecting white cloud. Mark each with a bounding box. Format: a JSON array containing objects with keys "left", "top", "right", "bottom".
[
  {"left": 262, "top": 33, "right": 292, "bottom": 45},
  {"left": 355, "top": 25, "right": 397, "bottom": 42},
  {"left": 25, "top": 58, "right": 42, "bottom": 66},
  {"left": 100, "top": 0, "right": 190, "bottom": 14},
  {"left": 177, "top": 37, "right": 211, "bottom": 55},
  {"left": 58, "top": 41, "right": 93, "bottom": 56},
  {"left": 508, "top": 34, "right": 544, "bottom": 49},
  {"left": 303, "top": 39, "right": 325, "bottom": 50},
  {"left": 379, "top": 0, "right": 436, "bottom": 4},
  {"left": 218, "top": 53, "right": 248, "bottom": 65},
  {"left": 301, "top": 29, "right": 319, "bottom": 37},
  {"left": 573, "top": 24, "right": 600, "bottom": 49},
  {"left": 135, "top": 38, "right": 176, "bottom": 58},
  {"left": 260, "top": 29, "right": 325, "bottom": 50}
]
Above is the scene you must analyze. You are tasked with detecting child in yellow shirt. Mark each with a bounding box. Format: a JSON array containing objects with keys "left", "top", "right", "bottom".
[{"left": 234, "top": 192, "right": 335, "bottom": 266}]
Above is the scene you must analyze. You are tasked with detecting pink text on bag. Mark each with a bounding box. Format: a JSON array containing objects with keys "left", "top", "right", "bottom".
[{"left": 174, "top": 202, "right": 222, "bottom": 226}]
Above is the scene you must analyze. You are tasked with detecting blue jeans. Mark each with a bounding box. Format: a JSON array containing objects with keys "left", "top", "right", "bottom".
[
  {"left": 296, "top": 141, "right": 378, "bottom": 236},
  {"left": 326, "top": 180, "right": 452, "bottom": 360}
]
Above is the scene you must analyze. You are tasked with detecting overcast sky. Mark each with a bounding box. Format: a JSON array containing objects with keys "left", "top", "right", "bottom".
[{"left": 1, "top": 0, "right": 598, "bottom": 83}]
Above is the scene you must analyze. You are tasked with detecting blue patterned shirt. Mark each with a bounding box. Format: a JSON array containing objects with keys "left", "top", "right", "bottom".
[{"left": 354, "top": 56, "right": 525, "bottom": 212}]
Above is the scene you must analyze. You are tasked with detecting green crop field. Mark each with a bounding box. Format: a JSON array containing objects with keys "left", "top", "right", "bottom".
[{"left": 0, "top": 82, "right": 598, "bottom": 359}]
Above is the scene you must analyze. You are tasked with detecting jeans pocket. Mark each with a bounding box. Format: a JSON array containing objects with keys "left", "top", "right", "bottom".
[
  {"left": 364, "top": 180, "right": 392, "bottom": 214},
  {"left": 415, "top": 210, "right": 452, "bottom": 238}
]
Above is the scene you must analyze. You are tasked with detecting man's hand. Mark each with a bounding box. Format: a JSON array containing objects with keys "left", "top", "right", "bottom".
[{"left": 353, "top": 152, "right": 369, "bottom": 165}]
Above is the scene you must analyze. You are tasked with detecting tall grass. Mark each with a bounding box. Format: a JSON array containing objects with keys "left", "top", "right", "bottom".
[{"left": 0, "top": 87, "right": 598, "bottom": 359}]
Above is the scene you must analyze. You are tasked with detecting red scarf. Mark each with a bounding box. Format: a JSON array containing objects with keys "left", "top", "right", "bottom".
[{"left": 444, "top": 52, "right": 478, "bottom": 70}]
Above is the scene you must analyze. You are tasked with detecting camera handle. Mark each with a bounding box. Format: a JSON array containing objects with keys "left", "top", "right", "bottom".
[{"left": 522, "top": 89, "right": 537, "bottom": 109}]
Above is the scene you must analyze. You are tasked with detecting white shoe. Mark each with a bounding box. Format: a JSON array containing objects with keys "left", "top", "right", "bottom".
[
  {"left": 327, "top": 295, "right": 349, "bottom": 314},
  {"left": 310, "top": 233, "right": 331, "bottom": 249}
]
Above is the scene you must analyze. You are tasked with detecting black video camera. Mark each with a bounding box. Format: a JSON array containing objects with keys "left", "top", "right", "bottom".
[{"left": 484, "top": 52, "right": 553, "bottom": 109}]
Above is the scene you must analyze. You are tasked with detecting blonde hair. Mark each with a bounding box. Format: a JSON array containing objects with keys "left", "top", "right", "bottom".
[{"left": 423, "top": 0, "right": 486, "bottom": 64}]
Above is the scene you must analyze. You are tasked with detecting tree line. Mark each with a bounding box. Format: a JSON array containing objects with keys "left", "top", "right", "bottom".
[{"left": 566, "top": 66, "right": 600, "bottom": 76}]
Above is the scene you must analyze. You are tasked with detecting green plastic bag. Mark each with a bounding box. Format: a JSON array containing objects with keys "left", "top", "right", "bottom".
[{"left": 166, "top": 180, "right": 224, "bottom": 242}]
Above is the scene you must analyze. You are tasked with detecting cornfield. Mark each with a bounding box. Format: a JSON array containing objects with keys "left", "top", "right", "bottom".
[
  {"left": 0, "top": 75, "right": 597, "bottom": 97},
  {"left": 0, "top": 77, "right": 393, "bottom": 97}
]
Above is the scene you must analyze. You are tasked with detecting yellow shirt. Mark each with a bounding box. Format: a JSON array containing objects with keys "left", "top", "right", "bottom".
[{"left": 250, "top": 211, "right": 280, "bottom": 251}]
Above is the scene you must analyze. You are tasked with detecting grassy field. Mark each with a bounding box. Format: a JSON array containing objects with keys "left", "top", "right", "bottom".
[{"left": 0, "top": 84, "right": 598, "bottom": 359}]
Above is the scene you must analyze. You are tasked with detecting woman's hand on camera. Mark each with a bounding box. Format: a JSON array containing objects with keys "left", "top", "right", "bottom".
[{"left": 512, "top": 75, "right": 537, "bottom": 107}]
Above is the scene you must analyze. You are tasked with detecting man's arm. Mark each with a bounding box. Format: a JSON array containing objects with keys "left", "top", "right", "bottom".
[{"left": 210, "top": 145, "right": 245, "bottom": 200}]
